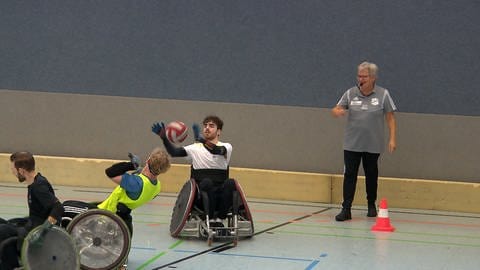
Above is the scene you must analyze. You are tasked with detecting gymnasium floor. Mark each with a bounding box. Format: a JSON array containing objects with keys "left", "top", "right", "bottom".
[{"left": 1, "top": 182, "right": 479, "bottom": 270}]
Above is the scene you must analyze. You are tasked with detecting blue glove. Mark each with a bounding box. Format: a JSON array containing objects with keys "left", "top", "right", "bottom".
[
  {"left": 192, "top": 123, "right": 205, "bottom": 142},
  {"left": 128, "top": 152, "right": 142, "bottom": 174},
  {"left": 28, "top": 220, "right": 53, "bottom": 247},
  {"left": 151, "top": 122, "right": 166, "bottom": 138}
]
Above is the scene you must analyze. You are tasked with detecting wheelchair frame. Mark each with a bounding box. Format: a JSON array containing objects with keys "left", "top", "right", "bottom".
[{"left": 169, "top": 179, "right": 254, "bottom": 246}]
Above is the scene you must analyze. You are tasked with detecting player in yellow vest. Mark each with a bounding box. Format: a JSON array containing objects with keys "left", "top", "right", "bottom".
[{"left": 98, "top": 148, "right": 170, "bottom": 235}]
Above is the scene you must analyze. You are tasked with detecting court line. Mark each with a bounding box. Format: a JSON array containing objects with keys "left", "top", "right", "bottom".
[
  {"left": 174, "top": 249, "right": 314, "bottom": 262},
  {"left": 135, "top": 240, "right": 183, "bottom": 270},
  {"left": 140, "top": 203, "right": 480, "bottom": 269},
  {"left": 283, "top": 223, "right": 480, "bottom": 239},
  {"left": 148, "top": 208, "right": 332, "bottom": 270},
  {"left": 274, "top": 230, "right": 480, "bottom": 248},
  {"left": 305, "top": 260, "right": 320, "bottom": 270},
  {"left": 148, "top": 241, "right": 233, "bottom": 270},
  {"left": 173, "top": 249, "right": 328, "bottom": 269},
  {"left": 2, "top": 187, "right": 479, "bottom": 269},
  {"left": 253, "top": 208, "right": 331, "bottom": 235}
]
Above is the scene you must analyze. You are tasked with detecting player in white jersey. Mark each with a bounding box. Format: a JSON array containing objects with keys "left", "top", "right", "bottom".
[{"left": 152, "top": 115, "right": 235, "bottom": 224}]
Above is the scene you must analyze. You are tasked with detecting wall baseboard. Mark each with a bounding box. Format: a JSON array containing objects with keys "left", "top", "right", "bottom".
[{"left": 2, "top": 154, "right": 478, "bottom": 213}]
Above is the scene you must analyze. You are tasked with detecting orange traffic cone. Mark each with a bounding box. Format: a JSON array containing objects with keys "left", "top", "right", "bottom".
[{"left": 371, "top": 198, "right": 395, "bottom": 232}]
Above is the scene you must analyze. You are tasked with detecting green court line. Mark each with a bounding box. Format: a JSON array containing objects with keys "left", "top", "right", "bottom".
[
  {"left": 135, "top": 240, "right": 184, "bottom": 270},
  {"left": 274, "top": 230, "right": 480, "bottom": 248}
]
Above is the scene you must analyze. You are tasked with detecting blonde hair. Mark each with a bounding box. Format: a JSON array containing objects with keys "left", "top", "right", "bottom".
[
  {"left": 147, "top": 148, "right": 170, "bottom": 175},
  {"left": 358, "top": 61, "right": 379, "bottom": 77}
]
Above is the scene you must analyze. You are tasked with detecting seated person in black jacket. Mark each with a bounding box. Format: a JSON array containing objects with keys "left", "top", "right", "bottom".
[{"left": 0, "top": 152, "right": 64, "bottom": 270}]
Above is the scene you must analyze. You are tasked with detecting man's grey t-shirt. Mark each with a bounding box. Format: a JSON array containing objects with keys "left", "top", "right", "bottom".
[{"left": 337, "top": 85, "right": 397, "bottom": 153}]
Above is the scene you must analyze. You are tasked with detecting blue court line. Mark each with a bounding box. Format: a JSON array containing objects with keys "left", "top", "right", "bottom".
[
  {"left": 174, "top": 249, "right": 328, "bottom": 269},
  {"left": 175, "top": 249, "right": 311, "bottom": 262},
  {"left": 305, "top": 260, "right": 320, "bottom": 270}
]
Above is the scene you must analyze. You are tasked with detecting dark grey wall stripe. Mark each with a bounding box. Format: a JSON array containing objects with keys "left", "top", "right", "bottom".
[{"left": 1, "top": 1, "right": 479, "bottom": 116}]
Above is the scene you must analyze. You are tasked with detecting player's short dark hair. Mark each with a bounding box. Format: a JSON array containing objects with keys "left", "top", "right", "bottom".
[
  {"left": 203, "top": 115, "right": 224, "bottom": 130},
  {"left": 10, "top": 151, "right": 35, "bottom": 172}
]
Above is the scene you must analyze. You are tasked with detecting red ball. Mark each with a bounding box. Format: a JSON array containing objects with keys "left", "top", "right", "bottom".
[{"left": 166, "top": 121, "right": 188, "bottom": 144}]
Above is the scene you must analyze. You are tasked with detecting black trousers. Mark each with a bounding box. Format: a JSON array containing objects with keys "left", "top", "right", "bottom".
[
  {"left": 198, "top": 178, "right": 236, "bottom": 219},
  {"left": 342, "top": 150, "right": 380, "bottom": 209},
  {"left": 116, "top": 203, "right": 133, "bottom": 237}
]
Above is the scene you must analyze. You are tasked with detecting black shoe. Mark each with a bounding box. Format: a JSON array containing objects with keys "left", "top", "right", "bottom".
[
  {"left": 335, "top": 209, "right": 352, "bottom": 221},
  {"left": 367, "top": 204, "right": 377, "bottom": 217}
]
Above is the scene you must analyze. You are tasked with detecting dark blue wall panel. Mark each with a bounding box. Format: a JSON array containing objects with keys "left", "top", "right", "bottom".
[{"left": 1, "top": 0, "right": 479, "bottom": 115}]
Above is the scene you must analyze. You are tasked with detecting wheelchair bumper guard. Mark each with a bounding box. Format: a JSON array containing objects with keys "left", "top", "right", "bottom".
[{"left": 236, "top": 220, "right": 254, "bottom": 237}]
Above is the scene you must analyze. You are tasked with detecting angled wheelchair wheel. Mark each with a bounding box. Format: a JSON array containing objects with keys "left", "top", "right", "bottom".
[
  {"left": 234, "top": 179, "right": 255, "bottom": 236},
  {"left": 21, "top": 226, "right": 80, "bottom": 270},
  {"left": 170, "top": 179, "right": 197, "bottom": 237},
  {"left": 66, "top": 209, "right": 130, "bottom": 270},
  {"left": 0, "top": 236, "right": 19, "bottom": 268}
]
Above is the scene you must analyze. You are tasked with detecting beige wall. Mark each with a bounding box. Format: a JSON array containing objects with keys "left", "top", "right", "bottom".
[
  {"left": 1, "top": 89, "right": 479, "bottom": 183},
  {"left": 2, "top": 154, "right": 479, "bottom": 213},
  {"left": 1, "top": 90, "right": 479, "bottom": 213}
]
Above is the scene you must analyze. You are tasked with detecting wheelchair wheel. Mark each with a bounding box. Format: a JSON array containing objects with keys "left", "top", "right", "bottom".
[
  {"left": 234, "top": 179, "right": 255, "bottom": 237},
  {"left": 21, "top": 226, "right": 80, "bottom": 270},
  {"left": 170, "top": 179, "right": 196, "bottom": 237},
  {"left": 66, "top": 209, "right": 131, "bottom": 270}
]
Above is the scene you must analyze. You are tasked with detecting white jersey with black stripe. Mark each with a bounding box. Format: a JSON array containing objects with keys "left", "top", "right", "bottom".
[{"left": 183, "top": 142, "right": 232, "bottom": 170}]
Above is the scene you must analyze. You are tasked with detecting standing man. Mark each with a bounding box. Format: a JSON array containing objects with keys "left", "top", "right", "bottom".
[
  {"left": 0, "top": 152, "right": 64, "bottom": 270},
  {"left": 332, "top": 61, "right": 397, "bottom": 221},
  {"left": 152, "top": 115, "right": 235, "bottom": 225}
]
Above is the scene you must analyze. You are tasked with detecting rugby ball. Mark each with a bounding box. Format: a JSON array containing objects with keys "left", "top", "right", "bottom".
[{"left": 166, "top": 121, "right": 188, "bottom": 144}]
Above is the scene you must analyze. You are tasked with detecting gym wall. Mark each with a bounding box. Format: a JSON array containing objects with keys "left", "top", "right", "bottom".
[
  {"left": 1, "top": 1, "right": 479, "bottom": 184},
  {"left": 1, "top": 90, "right": 478, "bottom": 183}
]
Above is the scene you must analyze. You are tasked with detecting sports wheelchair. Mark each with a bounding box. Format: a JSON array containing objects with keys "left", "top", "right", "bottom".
[
  {"left": 1, "top": 202, "right": 131, "bottom": 270},
  {"left": 169, "top": 178, "right": 254, "bottom": 246},
  {"left": 61, "top": 201, "right": 131, "bottom": 270},
  {"left": 0, "top": 217, "right": 79, "bottom": 270}
]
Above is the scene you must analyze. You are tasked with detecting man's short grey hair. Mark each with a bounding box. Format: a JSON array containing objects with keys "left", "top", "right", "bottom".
[{"left": 358, "top": 61, "right": 378, "bottom": 77}]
